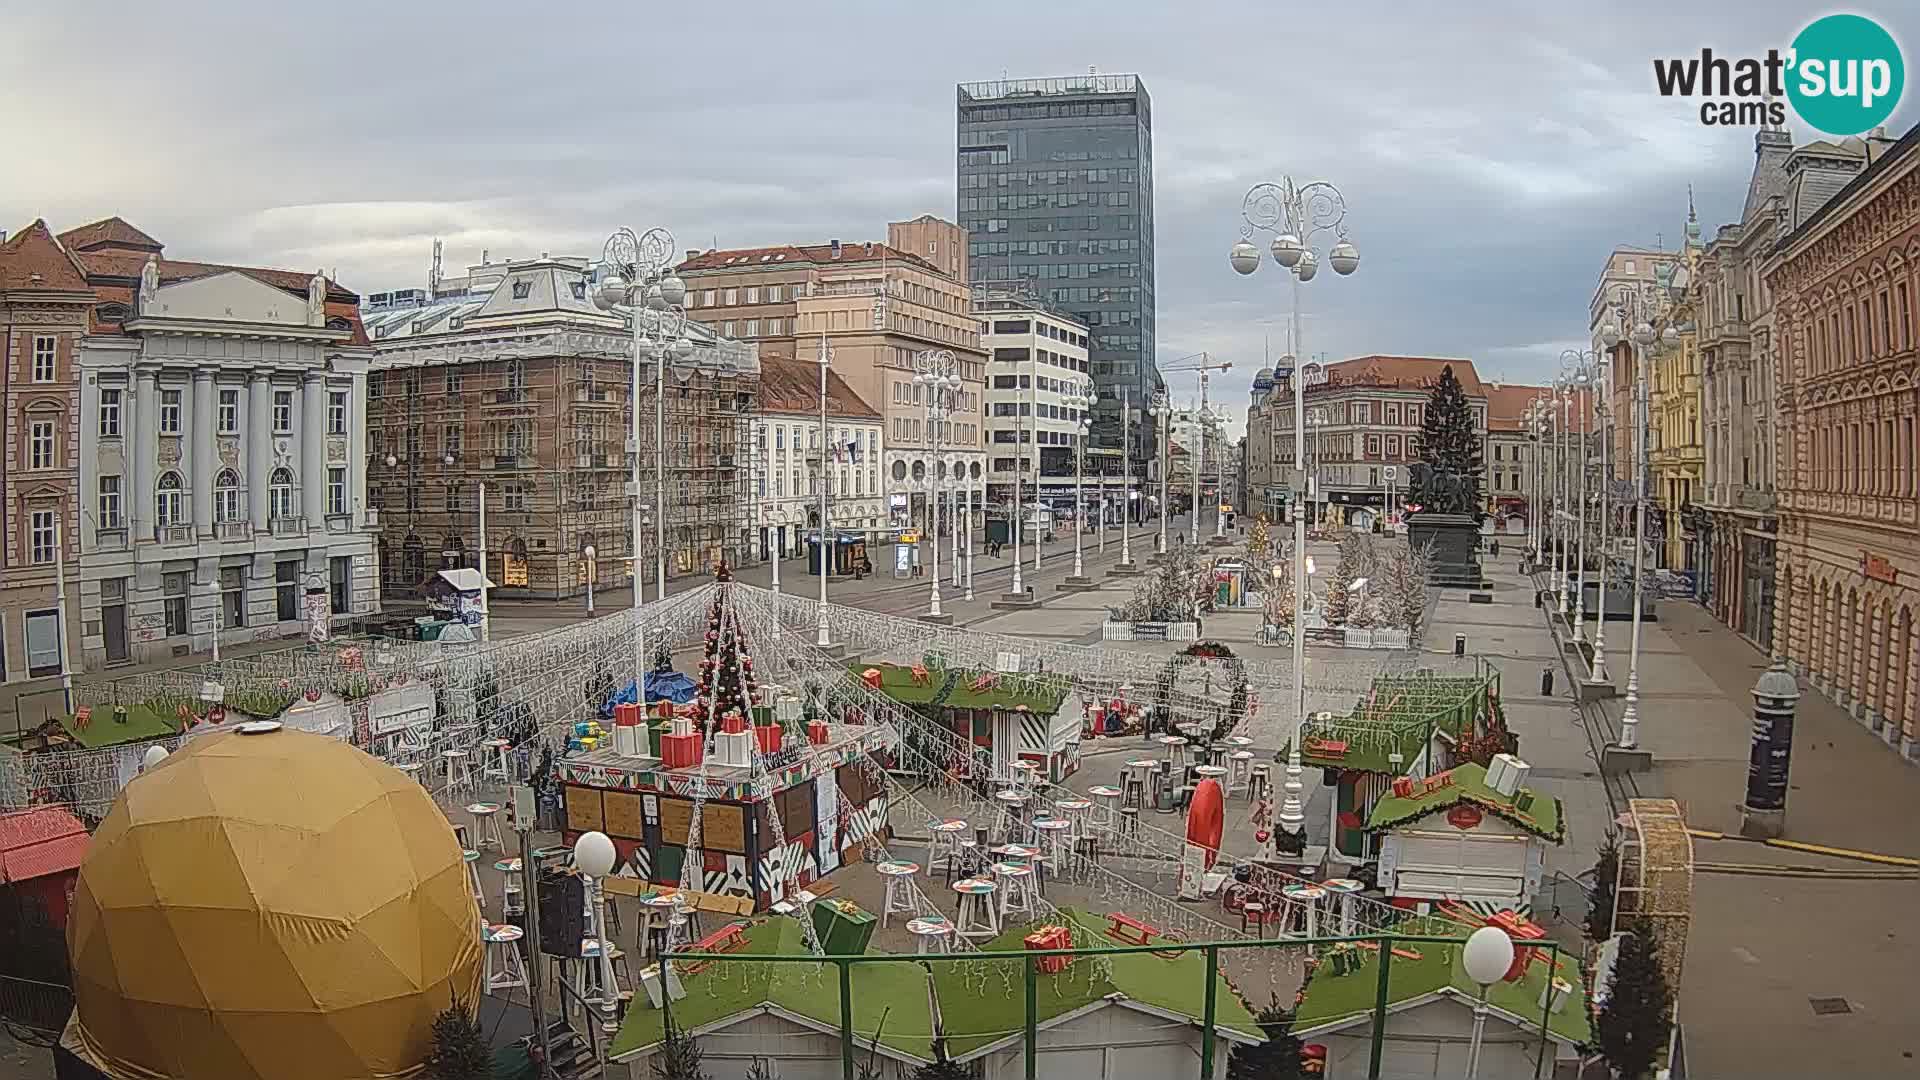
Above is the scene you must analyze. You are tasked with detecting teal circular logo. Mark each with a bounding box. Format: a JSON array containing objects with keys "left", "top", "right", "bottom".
[{"left": 1787, "top": 14, "right": 1905, "bottom": 136}]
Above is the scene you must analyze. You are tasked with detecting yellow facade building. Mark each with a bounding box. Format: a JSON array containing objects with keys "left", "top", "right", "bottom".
[{"left": 1648, "top": 198, "right": 1708, "bottom": 573}]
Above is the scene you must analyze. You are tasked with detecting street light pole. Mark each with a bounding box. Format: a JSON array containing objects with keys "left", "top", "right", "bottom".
[
  {"left": 914, "top": 349, "right": 961, "bottom": 620},
  {"left": 1601, "top": 294, "right": 1664, "bottom": 750},
  {"left": 816, "top": 332, "right": 833, "bottom": 647},
  {"left": 1118, "top": 386, "right": 1135, "bottom": 569},
  {"left": 1152, "top": 388, "right": 1170, "bottom": 556},
  {"left": 1232, "top": 176, "right": 1361, "bottom": 841},
  {"left": 1069, "top": 379, "right": 1095, "bottom": 580},
  {"left": 594, "top": 226, "right": 687, "bottom": 689},
  {"left": 1592, "top": 370, "right": 1611, "bottom": 683},
  {"left": 1562, "top": 352, "right": 1595, "bottom": 643},
  {"left": 584, "top": 544, "right": 596, "bottom": 615}
]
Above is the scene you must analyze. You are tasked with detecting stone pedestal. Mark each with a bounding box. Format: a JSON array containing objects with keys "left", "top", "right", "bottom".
[
  {"left": 918, "top": 612, "right": 955, "bottom": 626},
  {"left": 1058, "top": 576, "right": 1096, "bottom": 592},
  {"left": 1738, "top": 804, "right": 1785, "bottom": 839},
  {"left": 1405, "top": 513, "right": 1484, "bottom": 588},
  {"left": 1108, "top": 561, "right": 1143, "bottom": 577},
  {"left": 1601, "top": 743, "right": 1652, "bottom": 775},
  {"left": 992, "top": 591, "right": 1041, "bottom": 611}
]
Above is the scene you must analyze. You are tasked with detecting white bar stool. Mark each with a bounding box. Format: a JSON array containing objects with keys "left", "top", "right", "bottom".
[
  {"left": 992, "top": 788, "right": 1030, "bottom": 845},
  {"left": 1011, "top": 759, "right": 1042, "bottom": 791},
  {"left": 442, "top": 749, "right": 473, "bottom": 799},
  {"left": 927, "top": 818, "right": 969, "bottom": 875},
  {"left": 991, "top": 861, "right": 1037, "bottom": 920},
  {"left": 482, "top": 738, "right": 514, "bottom": 784},
  {"left": 1282, "top": 883, "right": 1325, "bottom": 940},
  {"left": 1030, "top": 817, "right": 1072, "bottom": 874},
  {"left": 1085, "top": 786, "right": 1121, "bottom": 829},
  {"left": 467, "top": 802, "right": 504, "bottom": 851},
  {"left": 877, "top": 859, "right": 921, "bottom": 928},
  {"left": 495, "top": 857, "right": 524, "bottom": 918},
  {"left": 483, "top": 923, "right": 528, "bottom": 992},
  {"left": 908, "top": 915, "right": 955, "bottom": 954},
  {"left": 1228, "top": 750, "right": 1256, "bottom": 798},
  {"left": 1052, "top": 798, "right": 1093, "bottom": 843},
  {"left": 1248, "top": 762, "right": 1273, "bottom": 803},
  {"left": 462, "top": 850, "right": 483, "bottom": 907},
  {"left": 951, "top": 878, "right": 1001, "bottom": 940}
]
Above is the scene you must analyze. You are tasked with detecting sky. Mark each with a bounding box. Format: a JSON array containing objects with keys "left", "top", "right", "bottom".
[{"left": 4, "top": 1, "right": 1913, "bottom": 439}]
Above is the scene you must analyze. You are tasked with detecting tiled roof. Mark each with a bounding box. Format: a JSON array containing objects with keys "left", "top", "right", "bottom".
[
  {"left": 758, "top": 357, "right": 881, "bottom": 419},
  {"left": 1483, "top": 382, "right": 1597, "bottom": 434},
  {"left": 679, "top": 242, "right": 938, "bottom": 274},
  {"left": 0, "top": 806, "right": 88, "bottom": 883},
  {"left": 73, "top": 248, "right": 367, "bottom": 344},
  {"left": 0, "top": 220, "right": 90, "bottom": 292},
  {"left": 1323, "top": 355, "right": 1487, "bottom": 396},
  {"left": 57, "top": 216, "right": 163, "bottom": 254}
]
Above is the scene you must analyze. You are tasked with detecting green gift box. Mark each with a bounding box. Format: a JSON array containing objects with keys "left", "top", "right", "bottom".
[{"left": 810, "top": 900, "right": 876, "bottom": 956}]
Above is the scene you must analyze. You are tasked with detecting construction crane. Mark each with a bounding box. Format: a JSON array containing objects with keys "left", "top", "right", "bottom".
[{"left": 1159, "top": 351, "right": 1233, "bottom": 542}]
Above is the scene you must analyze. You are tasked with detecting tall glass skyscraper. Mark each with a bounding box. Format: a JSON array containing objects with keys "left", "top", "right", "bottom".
[{"left": 957, "top": 74, "right": 1159, "bottom": 459}]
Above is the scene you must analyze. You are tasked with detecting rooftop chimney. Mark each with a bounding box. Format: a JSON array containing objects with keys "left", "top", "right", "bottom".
[
  {"left": 830, "top": 239, "right": 842, "bottom": 259},
  {"left": 686, "top": 249, "right": 700, "bottom": 261}
]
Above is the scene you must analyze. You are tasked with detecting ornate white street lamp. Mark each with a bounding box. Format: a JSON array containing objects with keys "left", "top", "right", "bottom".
[
  {"left": 1231, "top": 175, "right": 1360, "bottom": 842},
  {"left": 914, "top": 350, "right": 962, "bottom": 620},
  {"left": 593, "top": 226, "right": 689, "bottom": 692},
  {"left": 1561, "top": 352, "right": 1597, "bottom": 643},
  {"left": 1599, "top": 291, "right": 1661, "bottom": 751},
  {"left": 1067, "top": 379, "right": 1097, "bottom": 581},
  {"left": 1149, "top": 388, "right": 1171, "bottom": 556},
  {"left": 1590, "top": 358, "right": 1613, "bottom": 684}
]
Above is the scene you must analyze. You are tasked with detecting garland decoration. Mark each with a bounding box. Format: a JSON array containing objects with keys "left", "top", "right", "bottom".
[{"left": 1151, "top": 640, "right": 1249, "bottom": 743}]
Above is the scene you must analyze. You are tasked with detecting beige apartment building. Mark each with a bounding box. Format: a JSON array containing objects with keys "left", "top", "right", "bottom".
[
  {"left": 679, "top": 232, "right": 988, "bottom": 533},
  {"left": 888, "top": 215, "right": 966, "bottom": 284}
]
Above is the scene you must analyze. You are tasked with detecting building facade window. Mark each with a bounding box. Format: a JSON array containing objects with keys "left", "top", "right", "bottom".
[
  {"left": 327, "top": 391, "right": 348, "bottom": 434},
  {"left": 99, "top": 389, "right": 121, "bottom": 437},
  {"left": 98, "top": 475, "right": 122, "bottom": 528},
  {"left": 276, "top": 561, "right": 299, "bottom": 622},
  {"left": 31, "top": 335, "right": 56, "bottom": 382},
  {"left": 217, "top": 388, "right": 239, "bottom": 432},
  {"left": 273, "top": 390, "right": 293, "bottom": 432},
  {"left": 327, "top": 468, "right": 347, "bottom": 515},
  {"left": 221, "top": 566, "right": 246, "bottom": 629},
  {"left": 28, "top": 420, "right": 55, "bottom": 470},
  {"left": 163, "top": 572, "right": 189, "bottom": 637},
  {"left": 330, "top": 557, "right": 351, "bottom": 615},
  {"left": 28, "top": 509, "right": 56, "bottom": 564},
  {"left": 155, "top": 472, "right": 184, "bottom": 526},
  {"left": 159, "top": 390, "right": 182, "bottom": 434},
  {"left": 214, "top": 469, "right": 241, "bottom": 522},
  {"left": 269, "top": 468, "right": 295, "bottom": 521}
]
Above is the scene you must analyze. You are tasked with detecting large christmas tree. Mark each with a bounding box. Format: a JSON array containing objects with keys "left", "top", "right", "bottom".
[
  {"left": 1411, "top": 364, "right": 1485, "bottom": 517},
  {"left": 691, "top": 562, "right": 759, "bottom": 731},
  {"left": 1595, "top": 930, "right": 1674, "bottom": 1080}
]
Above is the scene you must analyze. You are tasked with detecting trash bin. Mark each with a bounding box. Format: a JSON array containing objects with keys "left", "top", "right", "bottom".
[
  {"left": 1453, "top": 633, "right": 1466, "bottom": 657},
  {"left": 1541, "top": 668, "right": 1555, "bottom": 696}
]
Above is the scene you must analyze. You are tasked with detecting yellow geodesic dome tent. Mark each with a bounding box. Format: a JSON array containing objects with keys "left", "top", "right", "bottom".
[{"left": 66, "top": 724, "right": 480, "bottom": 1079}]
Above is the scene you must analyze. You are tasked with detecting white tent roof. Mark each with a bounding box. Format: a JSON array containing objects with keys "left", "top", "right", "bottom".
[{"left": 435, "top": 568, "right": 494, "bottom": 593}]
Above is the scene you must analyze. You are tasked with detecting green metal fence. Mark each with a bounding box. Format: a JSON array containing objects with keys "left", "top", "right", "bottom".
[{"left": 651, "top": 931, "right": 1570, "bottom": 1080}]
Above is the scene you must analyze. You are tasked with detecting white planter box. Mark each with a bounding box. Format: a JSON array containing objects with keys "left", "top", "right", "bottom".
[
  {"left": 1372, "top": 628, "right": 1411, "bottom": 649},
  {"left": 1101, "top": 620, "right": 1200, "bottom": 642},
  {"left": 1100, "top": 621, "right": 1134, "bottom": 642},
  {"left": 1344, "top": 628, "right": 1375, "bottom": 648}
]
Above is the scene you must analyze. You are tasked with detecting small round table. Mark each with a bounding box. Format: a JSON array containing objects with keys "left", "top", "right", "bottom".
[
  {"left": 928, "top": 818, "right": 971, "bottom": 874},
  {"left": 877, "top": 860, "right": 921, "bottom": 927},
  {"left": 989, "top": 862, "right": 1037, "bottom": 918},
  {"left": 994, "top": 788, "right": 1031, "bottom": 844},
  {"left": 951, "top": 878, "right": 1001, "bottom": 939},
  {"left": 1320, "top": 878, "right": 1366, "bottom": 937},
  {"left": 482, "top": 923, "right": 527, "bottom": 991},
  {"left": 1194, "top": 764, "right": 1229, "bottom": 782},
  {"left": 465, "top": 802, "right": 505, "bottom": 851},
  {"left": 482, "top": 737, "right": 514, "bottom": 783},
  {"left": 1086, "top": 786, "right": 1122, "bottom": 828},
  {"left": 1227, "top": 735, "right": 1255, "bottom": 749},
  {"left": 1157, "top": 735, "right": 1190, "bottom": 770},
  {"left": 1011, "top": 760, "right": 1043, "bottom": 789},
  {"left": 1281, "top": 883, "right": 1327, "bottom": 939},
  {"left": 1029, "top": 818, "right": 1072, "bottom": 876},
  {"left": 907, "top": 915, "right": 956, "bottom": 954}
]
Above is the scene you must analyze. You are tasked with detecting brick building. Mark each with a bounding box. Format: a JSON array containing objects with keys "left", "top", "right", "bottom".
[
  {"left": 1768, "top": 122, "right": 1919, "bottom": 761},
  {"left": 0, "top": 222, "right": 89, "bottom": 729}
]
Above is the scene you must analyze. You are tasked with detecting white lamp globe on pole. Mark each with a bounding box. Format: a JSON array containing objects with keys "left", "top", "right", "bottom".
[
  {"left": 583, "top": 544, "right": 597, "bottom": 615},
  {"left": 1462, "top": 925, "right": 1517, "bottom": 1080},
  {"left": 1230, "top": 239, "right": 1261, "bottom": 276},
  {"left": 572, "top": 829, "right": 621, "bottom": 1036},
  {"left": 143, "top": 745, "right": 169, "bottom": 770},
  {"left": 1269, "top": 232, "right": 1304, "bottom": 268}
]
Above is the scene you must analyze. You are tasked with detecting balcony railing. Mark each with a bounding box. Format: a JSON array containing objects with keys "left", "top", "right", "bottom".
[
  {"left": 95, "top": 526, "right": 127, "bottom": 550},
  {"left": 216, "top": 521, "right": 251, "bottom": 541},
  {"left": 153, "top": 524, "right": 194, "bottom": 545},
  {"left": 494, "top": 453, "right": 531, "bottom": 470},
  {"left": 269, "top": 517, "right": 308, "bottom": 538}
]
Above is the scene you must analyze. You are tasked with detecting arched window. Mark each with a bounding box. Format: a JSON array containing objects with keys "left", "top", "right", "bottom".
[
  {"left": 269, "top": 468, "right": 295, "bottom": 521},
  {"left": 213, "top": 469, "right": 241, "bottom": 523},
  {"left": 155, "top": 472, "right": 184, "bottom": 526}
]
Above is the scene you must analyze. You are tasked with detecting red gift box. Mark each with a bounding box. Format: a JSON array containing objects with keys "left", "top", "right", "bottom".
[
  {"left": 1390, "top": 776, "right": 1415, "bottom": 799},
  {"left": 754, "top": 724, "right": 783, "bottom": 755},
  {"left": 807, "top": 720, "right": 829, "bottom": 745},
  {"left": 861, "top": 668, "right": 883, "bottom": 690},
  {"left": 615, "top": 703, "right": 641, "bottom": 728},
  {"left": 660, "top": 732, "right": 702, "bottom": 769},
  {"left": 1024, "top": 925, "right": 1072, "bottom": 974},
  {"left": 721, "top": 712, "right": 748, "bottom": 735}
]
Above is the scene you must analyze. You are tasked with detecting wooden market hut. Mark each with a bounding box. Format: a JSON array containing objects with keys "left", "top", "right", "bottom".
[{"left": 859, "top": 661, "right": 1076, "bottom": 780}]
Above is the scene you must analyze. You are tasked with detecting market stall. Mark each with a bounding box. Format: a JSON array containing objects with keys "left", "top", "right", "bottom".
[{"left": 859, "top": 661, "right": 1076, "bottom": 780}]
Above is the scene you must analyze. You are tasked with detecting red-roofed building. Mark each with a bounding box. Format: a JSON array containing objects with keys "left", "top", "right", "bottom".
[
  {"left": 752, "top": 358, "right": 886, "bottom": 558},
  {"left": 0, "top": 221, "right": 91, "bottom": 729},
  {"left": 1247, "top": 355, "right": 1490, "bottom": 528},
  {"left": 0, "top": 806, "right": 88, "bottom": 926},
  {"left": 51, "top": 220, "right": 380, "bottom": 670},
  {"left": 678, "top": 223, "right": 988, "bottom": 533}
]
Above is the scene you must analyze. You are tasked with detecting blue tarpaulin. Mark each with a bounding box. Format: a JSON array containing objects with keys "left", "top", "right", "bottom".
[{"left": 600, "top": 670, "right": 697, "bottom": 716}]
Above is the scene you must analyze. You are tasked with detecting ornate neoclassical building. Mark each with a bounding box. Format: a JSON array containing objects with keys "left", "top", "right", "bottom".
[{"left": 1768, "top": 123, "right": 1919, "bottom": 761}]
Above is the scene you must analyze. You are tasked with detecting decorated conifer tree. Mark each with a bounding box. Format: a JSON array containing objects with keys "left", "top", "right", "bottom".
[
  {"left": 1595, "top": 930, "right": 1673, "bottom": 1080},
  {"left": 1411, "top": 364, "right": 1485, "bottom": 517},
  {"left": 692, "top": 562, "right": 759, "bottom": 730},
  {"left": 1226, "top": 998, "right": 1305, "bottom": 1079},
  {"left": 1244, "top": 514, "right": 1274, "bottom": 564},
  {"left": 1585, "top": 831, "right": 1621, "bottom": 943},
  {"left": 1264, "top": 538, "right": 1296, "bottom": 631},
  {"left": 1322, "top": 554, "right": 1354, "bottom": 624},
  {"left": 426, "top": 1004, "right": 491, "bottom": 1080}
]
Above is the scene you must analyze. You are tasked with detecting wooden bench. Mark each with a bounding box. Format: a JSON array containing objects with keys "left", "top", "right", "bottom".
[
  {"left": 680, "top": 921, "right": 750, "bottom": 974},
  {"left": 1106, "top": 912, "right": 1160, "bottom": 947}
]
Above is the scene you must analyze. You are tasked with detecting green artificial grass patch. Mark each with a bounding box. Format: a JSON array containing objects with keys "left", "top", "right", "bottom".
[
  {"left": 59, "top": 702, "right": 183, "bottom": 749},
  {"left": 1365, "top": 762, "right": 1564, "bottom": 842}
]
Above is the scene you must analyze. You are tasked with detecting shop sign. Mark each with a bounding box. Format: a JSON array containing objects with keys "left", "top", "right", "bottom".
[
  {"left": 1446, "top": 804, "right": 1484, "bottom": 830},
  {"left": 1861, "top": 551, "right": 1898, "bottom": 586}
]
